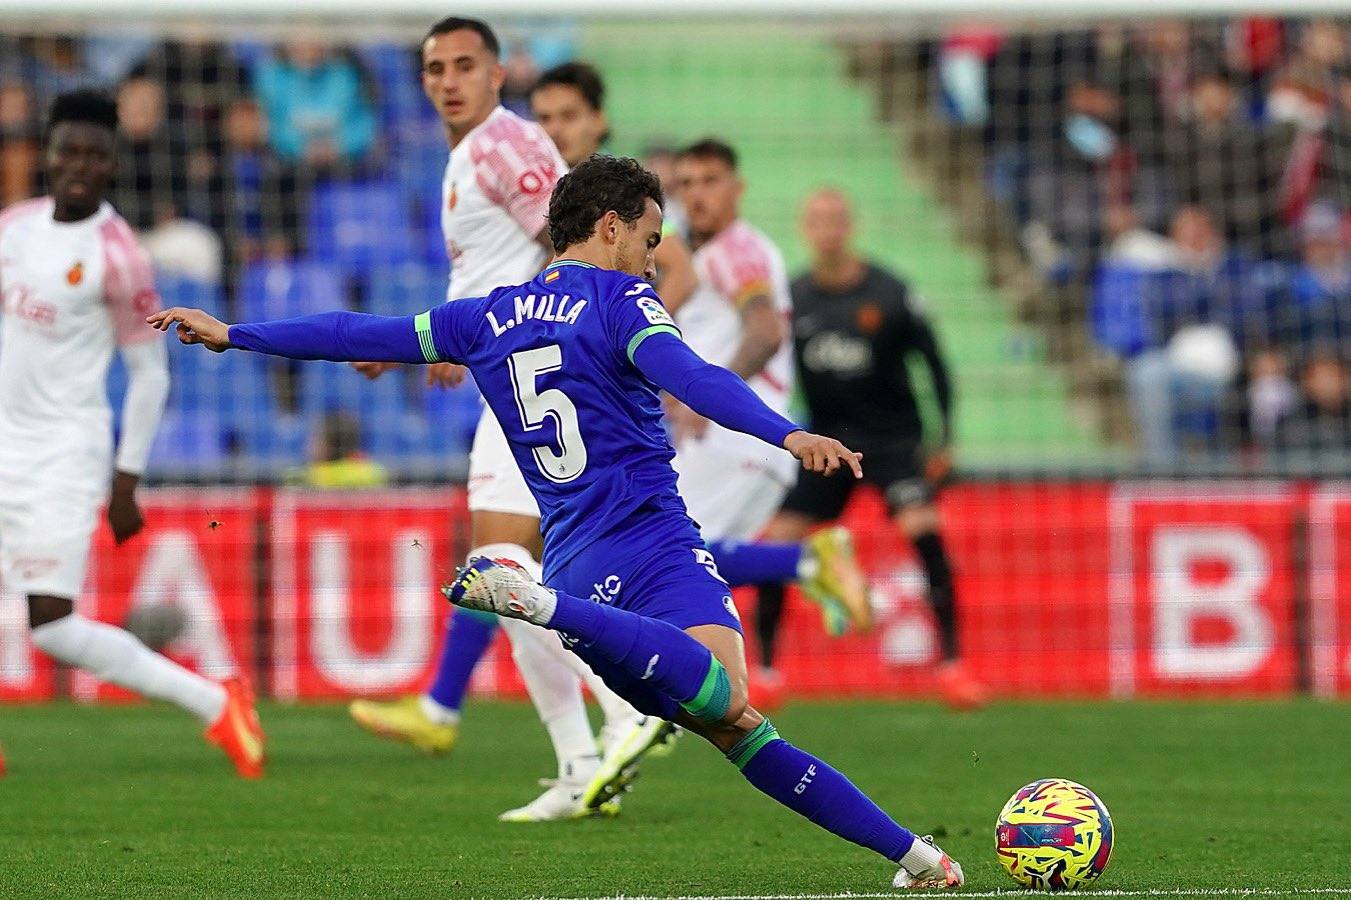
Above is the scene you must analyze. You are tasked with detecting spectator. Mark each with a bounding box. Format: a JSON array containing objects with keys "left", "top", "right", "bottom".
[
  {"left": 221, "top": 96, "right": 300, "bottom": 261},
  {"left": 1267, "top": 19, "right": 1346, "bottom": 129},
  {"left": 1282, "top": 202, "right": 1351, "bottom": 357},
  {"left": 15, "top": 36, "right": 99, "bottom": 106},
  {"left": 291, "top": 413, "right": 388, "bottom": 489},
  {"left": 254, "top": 40, "right": 377, "bottom": 170},
  {"left": 131, "top": 35, "right": 248, "bottom": 154},
  {"left": 1164, "top": 68, "right": 1294, "bottom": 256},
  {"left": 1021, "top": 79, "right": 1135, "bottom": 281},
  {"left": 0, "top": 81, "right": 39, "bottom": 206},
  {"left": 642, "top": 139, "right": 688, "bottom": 238},
  {"left": 114, "top": 76, "right": 224, "bottom": 283},
  {"left": 499, "top": 42, "right": 539, "bottom": 118},
  {"left": 1271, "top": 349, "right": 1351, "bottom": 459},
  {"left": 1120, "top": 206, "right": 1259, "bottom": 461}
]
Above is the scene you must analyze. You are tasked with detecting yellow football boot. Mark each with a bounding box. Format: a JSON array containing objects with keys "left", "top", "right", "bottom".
[{"left": 349, "top": 695, "right": 458, "bottom": 754}]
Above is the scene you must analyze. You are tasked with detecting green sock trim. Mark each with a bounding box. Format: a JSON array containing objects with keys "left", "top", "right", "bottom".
[
  {"left": 680, "top": 655, "right": 732, "bottom": 725},
  {"left": 456, "top": 607, "right": 498, "bottom": 624},
  {"left": 726, "top": 719, "right": 780, "bottom": 770}
]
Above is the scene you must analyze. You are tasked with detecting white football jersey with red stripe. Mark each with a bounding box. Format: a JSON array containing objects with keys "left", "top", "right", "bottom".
[
  {"left": 679, "top": 218, "right": 794, "bottom": 414},
  {"left": 442, "top": 106, "right": 565, "bottom": 302},
  {"left": 0, "top": 199, "right": 160, "bottom": 490}
]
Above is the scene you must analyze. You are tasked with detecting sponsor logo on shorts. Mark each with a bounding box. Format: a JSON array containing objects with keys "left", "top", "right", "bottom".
[{"left": 15, "top": 557, "right": 59, "bottom": 580}]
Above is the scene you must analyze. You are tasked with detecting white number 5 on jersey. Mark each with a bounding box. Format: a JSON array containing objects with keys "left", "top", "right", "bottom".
[{"left": 509, "top": 344, "right": 588, "bottom": 483}]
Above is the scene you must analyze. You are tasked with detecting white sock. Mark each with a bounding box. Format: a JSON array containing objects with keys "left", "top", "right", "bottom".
[
  {"left": 900, "top": 836, "right": 943, "bottom": 873},
  {"left": 479, "top": 544, "right": 600, "bottom": 781},
  {"left": 418, "top": 695, "right": 461, "bottom": 726},
  {"left": 30, "top": 614, "right": 227, "bottom": 724}
]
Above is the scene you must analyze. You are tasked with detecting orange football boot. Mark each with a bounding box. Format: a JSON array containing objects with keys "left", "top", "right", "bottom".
[{"left": 205, "top": 676, "right": 265, "bottom": 778}]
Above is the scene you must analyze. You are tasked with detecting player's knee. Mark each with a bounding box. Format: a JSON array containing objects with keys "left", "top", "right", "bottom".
[{"left": 27, "top": 595, "right": 74, "bottom": 630}]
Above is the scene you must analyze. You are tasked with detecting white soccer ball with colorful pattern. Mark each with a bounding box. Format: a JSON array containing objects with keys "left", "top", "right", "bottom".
[{"left": 995, "top": 778, "right": 1114, "bottom": 890}]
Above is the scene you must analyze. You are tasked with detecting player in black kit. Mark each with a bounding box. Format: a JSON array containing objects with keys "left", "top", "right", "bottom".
[{"left": 756, "top": 188, "right": 987, "bottom": 711}]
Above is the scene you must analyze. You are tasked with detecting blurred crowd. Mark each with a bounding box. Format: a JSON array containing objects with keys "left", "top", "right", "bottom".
[
  {"left": 937, "top": 18, "right": 1351, "bottom": 464},
  {"left": 0, "top": 28, "right": 574, "bottom": 474}
]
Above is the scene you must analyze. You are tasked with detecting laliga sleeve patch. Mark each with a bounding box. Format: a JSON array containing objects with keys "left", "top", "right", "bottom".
[{"left": 637, "top": 296, "right": 674, "bottom": 326}]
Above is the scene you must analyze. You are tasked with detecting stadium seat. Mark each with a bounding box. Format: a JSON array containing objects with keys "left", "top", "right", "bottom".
[
  {"left": 239, "top": 259, "right": 347, "bottom": 323},
  {"left": 363, "top": 264, "right": 446, "bottom": 318},
  {"left": 147, "top": 409, "right": 229, "bottom": 474},
  {"left": 306, "top": 180, "right": 419, "bottom": 275}
]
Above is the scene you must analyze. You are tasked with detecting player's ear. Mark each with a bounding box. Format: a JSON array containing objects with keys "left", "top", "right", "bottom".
[{"left": 489, "top": 61, "right": 507, "bottom": 92}]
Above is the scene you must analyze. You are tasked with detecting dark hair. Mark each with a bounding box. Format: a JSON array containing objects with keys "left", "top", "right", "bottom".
[
  {"left": 422, "top": 16, "right": 500, "bottom": 61},
  {"left": 45, "top": 89, "right": 118, "bottom": 141},
  {"left": 677, "top": 138, "right": 738, "bottom": 171},
  {"left": 547, "top": 155, "right": 663, "bottom": 251},
  {"left": 532, "top": 61, "right": 605, "bottom": 111}
]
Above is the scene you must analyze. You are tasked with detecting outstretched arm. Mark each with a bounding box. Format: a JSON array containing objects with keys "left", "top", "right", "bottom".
[
  {"left": 148, "top": 307, "right": 443, "bottom": 364},
  {"left": 632, "top": 331, "right": 862, "bottom": 478}
]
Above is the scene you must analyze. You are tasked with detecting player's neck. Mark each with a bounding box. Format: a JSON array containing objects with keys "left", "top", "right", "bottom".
[
  {"left": 812, "top": 253, "right": 866, "bottom": 291},
  {"left": 445, "top": 104, "right": 499, "bottom": 149},
  {"left": 551, "top": 245, "right": 610, "bottom": 271},
  {"left": 51, "top": 198, "right": 101, "bottom": 223}
]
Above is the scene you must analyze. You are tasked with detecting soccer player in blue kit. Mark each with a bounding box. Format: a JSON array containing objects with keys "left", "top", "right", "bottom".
[{"left": 149, "top": 156, "right": 963, "bottom": 889}]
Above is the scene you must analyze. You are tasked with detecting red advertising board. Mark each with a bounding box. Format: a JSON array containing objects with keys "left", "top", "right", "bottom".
[
  {"left": 752, "top": 482, "right": 1116, "bottom": 699},
  {"left": 74, "top": 489, "right": 260, "bottom": 703},
  {"left": 1309, "top": 486, "right": 1351, "bottom": 698},
  {"left": 269, "top": 488, "right": 479, "bottom": 700},
  {"left": 1109, "top": 484, "right": 1300, "bottom": 696}
]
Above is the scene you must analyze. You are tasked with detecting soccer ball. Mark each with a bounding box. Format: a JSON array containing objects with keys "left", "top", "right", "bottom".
[{"left": 995, "top": 778, "right": 1113, "bottom": 890}]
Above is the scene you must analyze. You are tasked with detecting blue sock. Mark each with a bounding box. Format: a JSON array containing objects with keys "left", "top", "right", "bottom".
[
  {"left": 546, "top": 590, "right": 734, "bottom": 725},
  {"left": 706, "top": 540, "right": 803, "bottom": 587},
  {"left": 425, "top": 608, "right": 498, "bottom": 712},
  {"left": 729, "top": 720, "right": 917, "bottom": 862}
]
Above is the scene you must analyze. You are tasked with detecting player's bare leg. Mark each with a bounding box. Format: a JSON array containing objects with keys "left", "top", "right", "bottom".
[
  {"left": 26, "top": 594, "right": 264, "bottom": 778},
  {"left": 895, "top": 503, "right": 986, "bottom": 711}
]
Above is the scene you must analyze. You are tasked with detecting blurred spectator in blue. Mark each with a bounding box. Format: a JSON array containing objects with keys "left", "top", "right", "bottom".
[
  {"left": 1164, "top": 67, "right": 1294, "bottom": 257},
  {"left": 1113, "top": 206, "right": 1260, "bottom": 461},
  {"left": 1285, "top": 202, "right": 1351, "bottom": 353},
  {"left": 14, "top": 36, "right": 99, "bottom": 105},
  {"left": 0, "top": 81, "right": 39, "bottom": 206},
  {"left": 222, "top": 96, "right": 300, "bottom": 261},
  {"left": 500, "top": 42, "right": 540, "bottom": 118},
  {"left": 254, "top": 39, "right": 377, "bottom": 171},
  {"left": 1270, "top": 348, "right": 1351, "bottom": 458}
]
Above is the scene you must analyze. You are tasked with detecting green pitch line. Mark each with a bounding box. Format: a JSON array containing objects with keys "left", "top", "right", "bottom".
[
  {"left": 0, "top": 699, "right": 1346, "bottom": 897},
  {"left": 583, "top": 22, "right": 1102, "bottom": 465}
]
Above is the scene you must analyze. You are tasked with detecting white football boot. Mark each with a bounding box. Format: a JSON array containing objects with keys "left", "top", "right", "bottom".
[
  {"left": 498, "top": 776, "right": 621, "bottom": 823},
  {"left": 582, "top": 716, "right": 680, "bottom": 810},
  {"left": 893, "top": 835, "right": 965, "bottom": 889},
  {"left": 442, "top": 557, "right": 556, "bottom": 625}
]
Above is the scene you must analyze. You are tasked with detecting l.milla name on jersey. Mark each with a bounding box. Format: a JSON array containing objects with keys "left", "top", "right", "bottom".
[{"left": 486, "top": 293, "right": 588, "bottom": 336}]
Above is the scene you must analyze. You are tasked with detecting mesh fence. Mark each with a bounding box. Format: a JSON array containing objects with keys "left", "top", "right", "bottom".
[{"left": 1, "top": 15, "right": 1349, "bottom": 700}]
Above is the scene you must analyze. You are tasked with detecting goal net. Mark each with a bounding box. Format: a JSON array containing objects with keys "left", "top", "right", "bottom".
[{"left": 0, "top": 7, "right": 1347, "bottom": 702}]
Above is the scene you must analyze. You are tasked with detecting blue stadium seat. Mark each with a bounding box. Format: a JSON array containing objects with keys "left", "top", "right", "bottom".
[
  {"left": 147, "top": 409, "right": 229, "bottom": 474},
  {"left": 364, "top": 264, "right": 446, "bottom": 317},
  {"left": 306, "top": 180, "right": 418, "bottom": 275},
  {"left": 156, "top": 274, "right": 225, "bottom": 314},
  {"left": 240, "top": 259, "right": 347, "bottom": 322}
]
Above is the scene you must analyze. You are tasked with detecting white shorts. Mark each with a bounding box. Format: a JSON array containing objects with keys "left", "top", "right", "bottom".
[
  {"left": 0, "top": 481, "right": 101, "bottom": 599},
  {"left": 673, "top": 423, "right": 796, "bottom": 542},
  {"left": 467, "top": 406, "right": 540, "bottom": 519}
]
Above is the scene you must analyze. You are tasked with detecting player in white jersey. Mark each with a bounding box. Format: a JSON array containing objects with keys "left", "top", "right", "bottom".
[
  {"left": 669, "top": 140, "right": 874, "bottom": 708},
  {"left": 346, "top": 18, "right": 663, "bottom": 822},
  {"left": 0, "top": 91, "right": 264, "bottom": 778}
]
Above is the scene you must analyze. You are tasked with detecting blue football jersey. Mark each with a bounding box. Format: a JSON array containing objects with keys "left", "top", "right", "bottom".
[{"left": 423, "top": 259, "right": 694, "bottom": 576}]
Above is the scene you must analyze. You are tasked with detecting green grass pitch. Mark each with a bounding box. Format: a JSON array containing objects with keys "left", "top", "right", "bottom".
[{"left": 0, "top": 699, "right": 1347, "bottom": 898}]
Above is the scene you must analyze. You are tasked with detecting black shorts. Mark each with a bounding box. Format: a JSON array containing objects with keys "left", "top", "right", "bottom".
[{"left": 781, "top": 438, "right": 933, "bottom": 520}]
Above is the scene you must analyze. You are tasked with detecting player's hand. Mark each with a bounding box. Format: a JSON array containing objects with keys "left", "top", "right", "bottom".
[
  {"left": 147, "top": 308, "right": 232, "bottom": 353},
  {"left": 427, "top": 362, "right": 468, "bottom": 389},
  {"left": 925, "top": 447, "right": 953, "bottom": 485},
  {"left": 107, "top": 472, "right": 145, "bottom": 545},
  {"left": 783, "top": 430, "right": 863, "bottom": 479},
  {"left": 665, "top": 398, "right": 709, "bottom": 445},
  {"left": 352, "top": 361, "right": 400, "bottom": 380}
]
